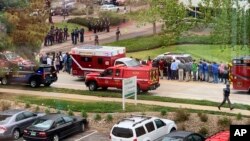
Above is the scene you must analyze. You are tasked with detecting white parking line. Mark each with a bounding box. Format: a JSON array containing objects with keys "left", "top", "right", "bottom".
[{"left": 74, "top": 130, "right": 98, "bottom": 141}]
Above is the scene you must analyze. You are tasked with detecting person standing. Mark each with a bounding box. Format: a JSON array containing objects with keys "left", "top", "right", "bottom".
[
  {"left": 74, "top": 29, "right": 78, "bottom": 45},
  {"left": 212, "top": 62, "right": 219, "bottom": 83},
  {"left": 178, "top": 61, "right": 185, "bottom": 81},
  {"left": 191, "top": 60, "right": 198, "bottom": 81},
  {"left": 116, "top": 27, "right": 121, "bottom": 41},
  {"left": 63, "top": 26, "right": 68, "bottom": 41},
  {"left": 171, "top": 60, "right": 178, "bottom": 80},
  {"left": 94, "top": 34, "right": 99, "bottom": 45},
  {"left": 54, "top": 54, "right": 60, "bottom": 73},
  {"left": 185, "top": 62, "right": 191, "bottom": 81},
  {"left": 218, "top": 84, "right": 234, "bottom": 110},
  {"left": 71, "top": 30, "right": 74, "bottom": 44},
  {"left": 80, "top": 28, "right": 84, "bottom": 43},
  {"left": 159, "top": 59, "right": 164, "bottom": 79},
  {"left": 47, "top": 55, "right": 52, "bottom": 66}
]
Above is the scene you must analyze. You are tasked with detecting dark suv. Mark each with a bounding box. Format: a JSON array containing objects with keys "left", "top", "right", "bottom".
[{"left": 0, "top": 64, "right": 57, "bottom": 87}]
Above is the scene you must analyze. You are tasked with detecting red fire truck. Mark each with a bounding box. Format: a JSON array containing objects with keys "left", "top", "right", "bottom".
[
  {"left": 70, "top": 45, "right": 126, "bottom": 77},
  {"left": 85, "top": 64, "right": 160, "bottom": 93},
  {"left": 231, "top": 56, "right": 250, "bottom": 92}
]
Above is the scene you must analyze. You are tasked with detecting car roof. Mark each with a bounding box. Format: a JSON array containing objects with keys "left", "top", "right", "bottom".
[
  {"left": 0, "top": 109, "right": 25, "bottom": 115},
  {"left": 40, "top": 113, "right": 68, "bottom": 120},
  {"left": 165, "top": 131, "right": 194, "bottom": 138},
  {"left": 115, "top": 115, "right": 154, "bottom": 129}
]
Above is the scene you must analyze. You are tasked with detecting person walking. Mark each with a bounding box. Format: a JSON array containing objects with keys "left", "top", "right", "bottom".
[
  {"left": 218, "top": 84, "right": 234, "bottom": 110},
  {"left": 116, "top": 27, "right": 121, "bottom": 41},
  {"left": 94, "top": 34, "right": 99, "bottom": 45}
]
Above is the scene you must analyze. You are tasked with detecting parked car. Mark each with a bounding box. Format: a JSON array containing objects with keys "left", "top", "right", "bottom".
[
  {"left": 162, "top": 131, "right": 205, "bottom": 141},
  {"left": 100, "top": 4, "right": 119, "bottom": 12},
  {"left": 23, "top": 113, "right": 88, "bottom": 141},
  {"left": 205, "top": 131, "right": 229, "bottom": 141},
  {"left": 0, "top": 64, "right": 58, "bottom": 88},
  {"left": 153, "top": 52, "right": 193, "bottom": 63},
  {"left": 0, "top": 109, "right": 45, "bottom": 140},
  {"left": 110, "top": 115, "right": 177, "bottom": 141}
]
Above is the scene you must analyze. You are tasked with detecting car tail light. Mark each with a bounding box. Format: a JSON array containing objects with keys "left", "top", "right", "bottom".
[
  {"left": 0, "top": 126, "right": 7, "bottom": 133},
  {"left": 133, "top": 139, "right": 137, "bottom": 141},
  {"left": 38, "top": 132, "right": 47, "bottom": 137}
]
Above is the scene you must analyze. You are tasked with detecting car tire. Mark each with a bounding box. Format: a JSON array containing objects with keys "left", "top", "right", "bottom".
[
  {"left": 12, "top": 129, "right": 20, "bottom": 140},
  {"left": 170, "top": 128, "right": 176, "bottom": 132},
  {"left": 1, "top": 77, "right": 8, "bottom": 85},
  {"left": 30, "top": 79, "right": 40, "bottom": 88},
  {"left": 44, "top": 83, "right": 51, "bottom": 87},
  {"left": 53, "top": 134, "right": 59, "bottom": 141},
  {"left": 137, "top": 85, "right": 141, "bottom": 94},
  {"left": 79, "top": 123, "right": 85, "bottom": 132},
  {"left": 89, "top": 82, "right": 97, "bottom": 91}
]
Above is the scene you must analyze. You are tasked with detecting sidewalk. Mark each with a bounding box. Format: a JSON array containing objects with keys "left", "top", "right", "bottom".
[
  {"left": 0, "top": 88, "right": 249, "bottom": 116},
  {"left": 40, "top": 21, "right": 162, "bottom": 53}
]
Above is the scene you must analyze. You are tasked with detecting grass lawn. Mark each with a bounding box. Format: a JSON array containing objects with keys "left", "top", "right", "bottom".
[
  {"left": 54, "top": 22, "right": 87, "bottom": 32},
  {"left": 127, "top": 44, "right": 250, "bottom": 62},
  {"left": 17, "top": 96, "right": 240, "bottom": 116}
]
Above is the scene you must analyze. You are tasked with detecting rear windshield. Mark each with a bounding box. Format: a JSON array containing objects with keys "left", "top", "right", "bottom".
[
  {"left": 0, "top": 115, "right": 11, "bottom": 124},
  {"left": 112, "top": 127, "right": 133, "bottom": 138},
  {"left": 32, "top": 119, "right": 53, "bottom": 129}
]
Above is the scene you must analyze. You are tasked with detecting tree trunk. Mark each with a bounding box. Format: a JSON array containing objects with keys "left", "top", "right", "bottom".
[{"left": 153, "top": 22, "right": 156, "bottom": 35}]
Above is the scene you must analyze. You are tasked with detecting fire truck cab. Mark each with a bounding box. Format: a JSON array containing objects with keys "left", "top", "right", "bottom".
[
  {"left": 70, "top": 45, "right": 126, "bottom": 77},
  {"left": 85, "top": 64, "right": 160, "bottom": 93},
  {"left": 231, "top": 56, "right": 250, "bottom": 92}
]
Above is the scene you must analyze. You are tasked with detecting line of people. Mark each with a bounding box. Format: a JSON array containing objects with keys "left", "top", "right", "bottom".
[
  {"left": 44, "top": 26, "right": 68, "bottom": 46},
  {"left": 153, "top": 59, "right": 229, "bottom": 84},
  {"left": 38, "top": 52, "right": 72, "bottom": 74},
  {"left": 87, "top": 18, "right": 110, "bottom": 33}
]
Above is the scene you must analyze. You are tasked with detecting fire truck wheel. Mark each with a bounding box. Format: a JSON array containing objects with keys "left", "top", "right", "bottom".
[
  {"left": 102, "top": 87, "right": 108, "bottom": 90},
  {"left": 142, "top": 90, "right": 148, "bottom": 93},
  {"left": 1, "top": 77, "right": 9, "bottom": 85},
  {"left": 89, "top": 82, "right": 97, "bottom": 91},
  {"left": 137, "top": 85, "right": 141, "bottom": 94},
  {"left": 44, "top": 83, "right": 51, "bottom": 87}
]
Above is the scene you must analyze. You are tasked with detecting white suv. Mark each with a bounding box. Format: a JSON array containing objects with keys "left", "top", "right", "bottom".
[{"left": 110, "top": 115, "right": 177, "bottom": 141}]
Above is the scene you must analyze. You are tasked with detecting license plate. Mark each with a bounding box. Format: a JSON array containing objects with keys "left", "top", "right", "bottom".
[{"left": 30, "top": 131, "right": 36, "bottom": 136}]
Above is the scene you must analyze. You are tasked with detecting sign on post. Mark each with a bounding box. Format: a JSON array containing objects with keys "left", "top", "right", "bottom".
[{"left": 122, "top": 76, "right": 137, "bottom": 111}]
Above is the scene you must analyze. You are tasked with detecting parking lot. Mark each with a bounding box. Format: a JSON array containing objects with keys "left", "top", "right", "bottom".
[{"left": 18, "top": 130, "right": 109, "bottom": 141}]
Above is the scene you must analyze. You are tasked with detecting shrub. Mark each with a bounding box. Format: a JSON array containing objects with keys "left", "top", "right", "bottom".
[
  {"left": 81, "top": 110, "right": 88, "bottom": 118},
  {"left": 199, "top": 113, "right": 208, "bottom": 122},
  {"left": 236, "top": 113, "right": 242, "bottom": 120},
  {"left": 45, "top": 108, "right": 50, "bottom": 114},
  {"left": 94, "top": 114, "right": 102, "bottom": 121},
  {"left": 25, "top": 103, "right": 31, "bottom": 108},
  {"left": 218, "top": 117, "right": 232, "bottom": 128},
  {"left": 175, "top": 108, "right": 190, "bottom": 122},
  {"left": 35, "top": 106, "right": 40, "bottom": 112},
  {"left": 106, "top": 114, "right": 113, "bottom": 122},
  {"left": 67, "top": 17, "right": 89, "bottom": 27},
  {"left": 0, "top": 101, "right": 11, "bottom": 111},
  {"left": 198, "top": 127, "right": 208, "bottom": 136},
  {"left": 179, "top": 123, "right": 186, "bottom": 130},
  {"left": 68, "top": 109, "right": 74, "bottom": 116},
  {"left": 247, "top": 118, "right": 250, "bottom": 124},
  {"left": 160, "top": 109, "right": 167, "bottom": 116}
]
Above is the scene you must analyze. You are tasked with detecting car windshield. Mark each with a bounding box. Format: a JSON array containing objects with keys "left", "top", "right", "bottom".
[
  {"left": 0, "top": 115, "right": 11, "bottom": 124},
  {"left": 112, "top": 127, "right": 133, "bottom": 138},
  {"left": 32, "top": 119, "right": 53, "bottom": 129},
  {"left": 125, "top": 59, "right": 140, "bottom": 67},
  {"left": 162, "top": 136, "right": 184, "bottom": 141},
  {"left": 5, "top": 52, "right": 20, "bottom": 60}
]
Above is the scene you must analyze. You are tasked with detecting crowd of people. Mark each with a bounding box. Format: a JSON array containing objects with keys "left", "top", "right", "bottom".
[
  {"left": 44, "top": 26, "right": 69, "bottom": 46},
  {"left": 87, "top": 18, "right": 111, "bottom": 33},
  {"left": 38, "top": 52, "right": 72, "bottom": 74},
  {"left": 147, "top": 57, "right": 230, "bottom": 84}
]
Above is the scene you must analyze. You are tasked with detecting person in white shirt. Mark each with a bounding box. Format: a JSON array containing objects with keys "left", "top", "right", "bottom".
[{"left": 47, "top": 56, "right": 52, "bottom": 65}]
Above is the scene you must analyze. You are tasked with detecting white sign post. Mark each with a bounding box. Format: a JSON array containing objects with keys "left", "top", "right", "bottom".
[{"left": 122, "top": 76, "right": 137, "bottom": 111}]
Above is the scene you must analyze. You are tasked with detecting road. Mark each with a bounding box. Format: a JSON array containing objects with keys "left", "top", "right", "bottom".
[{"left": 52, "top": 72, "right": 250, "bottom": 105}]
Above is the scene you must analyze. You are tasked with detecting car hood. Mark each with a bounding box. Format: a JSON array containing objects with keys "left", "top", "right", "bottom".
[
  {"left": 162, "top": 119, "right": 175, "bottom": 125},
  {"left": 86, "top": 72, "right": 101, "bottom": 77}
]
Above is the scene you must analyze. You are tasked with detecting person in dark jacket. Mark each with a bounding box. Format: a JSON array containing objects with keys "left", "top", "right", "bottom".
[
  {"left": 218, "top": 84, "right": 234, "bottom": 110},
  {"left": 80, "top": 28, "right": 84, "bottom": 43}
]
